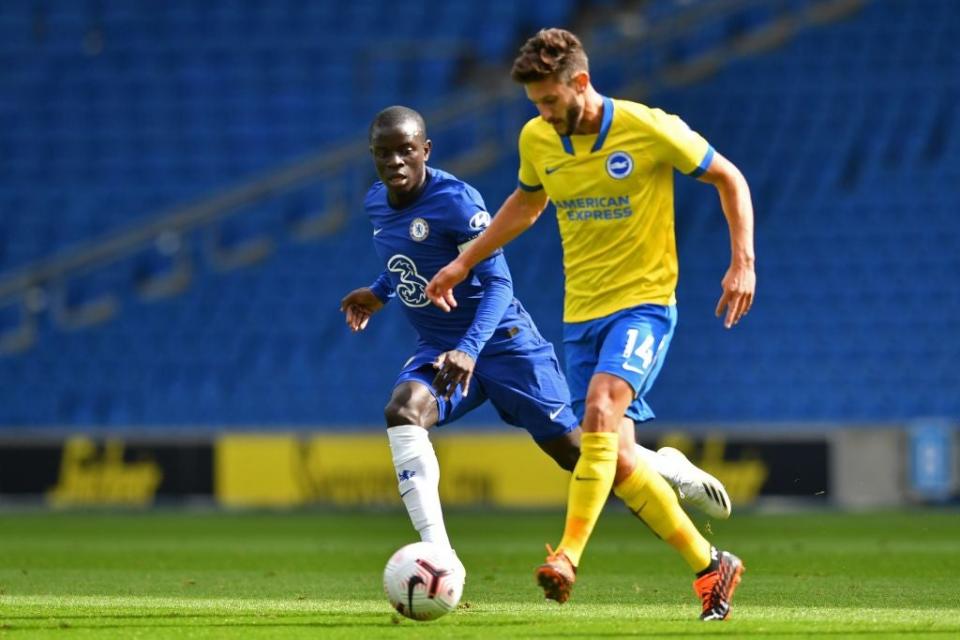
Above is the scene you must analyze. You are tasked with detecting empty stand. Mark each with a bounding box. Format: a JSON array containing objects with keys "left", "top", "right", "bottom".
[{"left": 1, "top": 0, "right": 956, "bottom": 427}]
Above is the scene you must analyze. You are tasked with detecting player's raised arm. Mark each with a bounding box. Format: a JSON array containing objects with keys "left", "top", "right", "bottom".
[
  {"left": 696, "top": 151, "right": 756, "bottom": 329},
  {"left": 426, "top": 187, "right": 547, "bottom": 312}
]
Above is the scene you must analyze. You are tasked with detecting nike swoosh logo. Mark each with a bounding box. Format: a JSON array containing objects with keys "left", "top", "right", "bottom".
[
  {"left": 373, "top": 228, "right": 383, "bottom": 236},
  {"left": 400, "top": 488, "right": 414, "bottom": 498},
  {"left": 545, "top": 166, "right": 560, "bottom": 175},
  {"left": 574, "top": 475, "right": 600, "bottom": 482},
  {"left": 549, "top": 406, "right": 565, "bottom": 421}
]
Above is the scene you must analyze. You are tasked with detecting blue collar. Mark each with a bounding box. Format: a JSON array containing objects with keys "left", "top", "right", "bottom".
[{"left": 559, "top": 96, "right": 614, "bottom": 156}]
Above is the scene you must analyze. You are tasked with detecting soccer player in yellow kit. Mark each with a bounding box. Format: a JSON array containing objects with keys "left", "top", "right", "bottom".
[{"left": 426, "top": 29, "right": 755, "bottom": 620}]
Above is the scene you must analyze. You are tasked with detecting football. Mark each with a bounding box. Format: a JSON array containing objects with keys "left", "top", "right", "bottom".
[{"left": 383, "top": 542, "right": 464, "bottom": 621}]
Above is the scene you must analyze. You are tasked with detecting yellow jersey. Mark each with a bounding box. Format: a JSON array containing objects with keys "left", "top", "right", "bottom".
[{"left": 517, "top": 96, "right": 713, "bottom": 323}]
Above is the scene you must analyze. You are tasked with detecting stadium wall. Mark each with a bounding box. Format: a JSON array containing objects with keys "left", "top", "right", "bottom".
[{"left": 1, "top": 423, "right": 955, "bottom": 509}]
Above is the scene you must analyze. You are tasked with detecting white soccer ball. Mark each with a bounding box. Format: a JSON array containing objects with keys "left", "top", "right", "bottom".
[{"left": 383, "top": 541, "right": 464, "bottom": 621}]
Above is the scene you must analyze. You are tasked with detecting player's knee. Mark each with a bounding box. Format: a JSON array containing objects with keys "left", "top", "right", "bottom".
[
  {"left": 384, "top": 399, "right": 427, "bottom": 427},
  {"left": 384, "top": 382, "right": 437, "bottom": 427},
  {"left": 584, "top": 376, "right": 633, "bottom": 432},
  {"left": 584, "top": 394, "right": 619, "bottom": 432}
]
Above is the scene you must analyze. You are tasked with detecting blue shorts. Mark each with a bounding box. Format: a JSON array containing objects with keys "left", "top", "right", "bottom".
[
  {"left": 395, "top": 339, "right": 579, "bottom": 443},
  {"left": 563, "top": 304, "right": 677, "bottom": 423}
]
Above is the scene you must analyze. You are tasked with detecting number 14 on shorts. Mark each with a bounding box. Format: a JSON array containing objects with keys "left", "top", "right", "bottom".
[{"left": 621, "top": 328, "right": 659, "bottom": 375}]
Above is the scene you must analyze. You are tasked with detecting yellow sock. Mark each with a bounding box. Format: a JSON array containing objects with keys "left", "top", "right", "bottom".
[
  {"left": 613, "top": 462, "right": 713, "bottom": 572},
  {"left": 557, "top": 431, "right": 619, "bottom": 567}
]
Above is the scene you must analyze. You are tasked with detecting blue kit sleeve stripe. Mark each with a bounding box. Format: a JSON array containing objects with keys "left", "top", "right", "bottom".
[{"left": 688, "top": 145, "right": 715, "bottom": 178}]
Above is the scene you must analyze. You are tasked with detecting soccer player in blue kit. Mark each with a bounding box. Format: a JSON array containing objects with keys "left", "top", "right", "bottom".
[{"left": 340, "top": 106, "right": 730, "bottom": 578}]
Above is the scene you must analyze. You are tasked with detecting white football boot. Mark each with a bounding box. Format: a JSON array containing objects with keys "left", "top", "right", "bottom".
[{"left": 658, "top": 447, "right": 732, "bottom": 519}]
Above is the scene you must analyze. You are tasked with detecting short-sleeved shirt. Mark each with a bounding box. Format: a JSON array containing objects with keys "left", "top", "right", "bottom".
[{"left": 517, "top": 96, "right": 714, "bottom": 322}]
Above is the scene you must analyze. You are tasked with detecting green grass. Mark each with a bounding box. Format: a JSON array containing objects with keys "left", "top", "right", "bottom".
[{"left": 1, "top": 509, "right": 958, "bottom": 638}]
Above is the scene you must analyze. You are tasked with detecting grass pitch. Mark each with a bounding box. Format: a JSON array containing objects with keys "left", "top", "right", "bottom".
[{"left": 0, "top": 508, "right": 957, "bottom": 638}]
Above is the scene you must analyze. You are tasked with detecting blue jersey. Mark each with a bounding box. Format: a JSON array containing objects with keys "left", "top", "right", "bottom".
[{"left": 365, "top": 167, "right": 534, "bottom": 359}]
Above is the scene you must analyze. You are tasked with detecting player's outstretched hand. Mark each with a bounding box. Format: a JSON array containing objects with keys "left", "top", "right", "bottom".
[
  {"left": 715, "top": 262, "right": 756, "bottom": 329},
  {"left": 426, "top": 262, "right": 469, "bottom": 312},
  {"left": 340, "top": 287, "right": 384, "bottom": 332},
  {"left": 432, "top": 350, "right": 475, "bottom": 399}
]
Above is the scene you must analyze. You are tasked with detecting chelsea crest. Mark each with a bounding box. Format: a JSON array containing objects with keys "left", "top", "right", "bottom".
[{"left": 409, "top": 217, "right": 430, "bottom": 241}]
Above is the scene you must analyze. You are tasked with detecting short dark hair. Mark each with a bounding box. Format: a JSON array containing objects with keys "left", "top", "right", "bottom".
[
  {"left": 511, "top": 28, "right": 589, "bottom": 84},
  {"left": 368, "top": 105, "right": 426, "bottom": 143}
]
